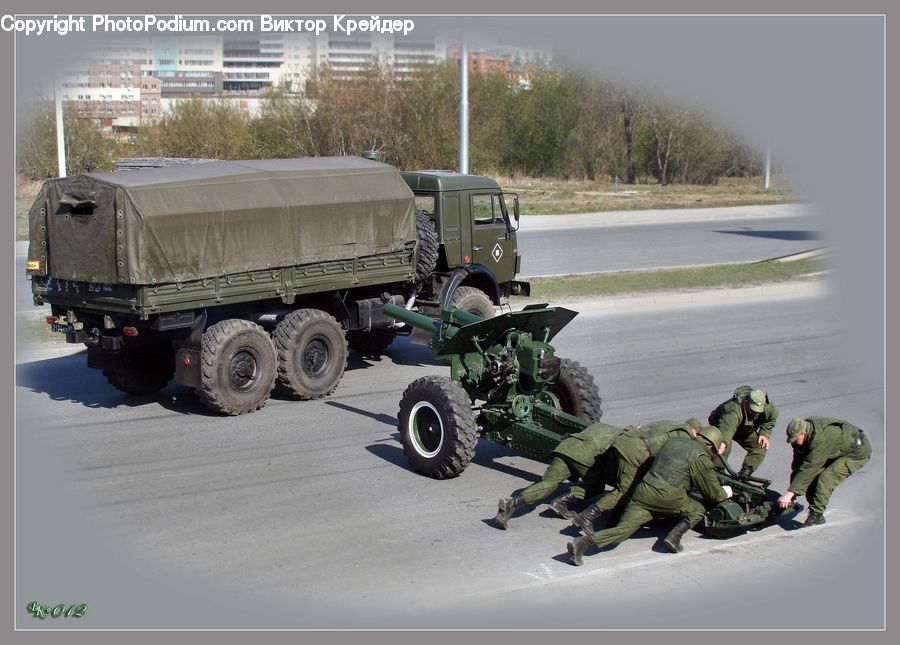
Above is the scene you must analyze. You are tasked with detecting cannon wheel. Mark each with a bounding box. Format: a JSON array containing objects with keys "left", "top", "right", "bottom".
[
  {"left": 449, "top": 286, "right": 495, "bottom": 319},
  {"left": 548, "top": 358, "right": 603, "bottom": 422},
  {"left": 274, "top": 309, "right": 348, "bottom": 400},
  {"left": 398, "top": 375, "right": 477, "bottom": 479},
  {"left": 347, "top": 328, "right": 397, "bottom": 354},
  {"left": 196, "top": 319, "right": 277, "bottom": 415},
  {"left": 103, "top": 343, "right": 175, "bottom": 395}
]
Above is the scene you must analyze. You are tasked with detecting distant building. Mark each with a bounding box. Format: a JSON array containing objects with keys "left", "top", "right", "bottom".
[
  {"left": 315, "top": 33, "right": 449, "bottom": 79},
  {"left": 148, "top": 36, "right": 223, "bottom": 98},
  {"left": 49, "top": 34, "right": 551, "bottom": 130}
]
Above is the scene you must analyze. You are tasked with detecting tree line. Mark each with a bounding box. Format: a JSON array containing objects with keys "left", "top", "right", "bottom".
[{"left": 17, "top": 61, "right": 763, "bottom": 184}]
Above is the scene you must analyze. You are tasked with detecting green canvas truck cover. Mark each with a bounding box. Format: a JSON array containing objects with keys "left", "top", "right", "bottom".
[{"left": 28, "top": 157, "right": 416, "bottom": 286}]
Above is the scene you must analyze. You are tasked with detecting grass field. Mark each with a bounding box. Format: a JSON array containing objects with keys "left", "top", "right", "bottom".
[
  {"left": 497, "top": 175, "right": 799, "bottom": 216},
  {"left": 520, "top": 258, "right": 825, "bottom": 302}
]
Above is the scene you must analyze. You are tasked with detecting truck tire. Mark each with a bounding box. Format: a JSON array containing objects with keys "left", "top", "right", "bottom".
[
  {"left": 415, "top": 209, "right": 439, "bottom": 281},
  {"left": 347, "top": 328, "right": 397, "bottom": 354},
  {"left": 548, "top": 358, "right": 603, "bottom": 422},
  {"left": 274, "top": 309, "right": 348, "bottom": 400},
  {"left": 102, "top": 343, "right": 175, "bottom": 395},
  {"left": 399, "top": 376, "right": 478, "bottom": 479},
  {"left": 449, "top": 285, "right": 495, "bottom": 319},
  {"left": 196, "top": 319, "right": 277, "bottom": 415}
]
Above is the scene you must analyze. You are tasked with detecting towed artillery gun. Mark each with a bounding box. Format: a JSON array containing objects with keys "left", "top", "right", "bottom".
[
  {"left": 385, "top": 301, "right": 798, "bottom": 535},
  {"left": 383, "top": 301, "right": 602, "bottom": 479}
]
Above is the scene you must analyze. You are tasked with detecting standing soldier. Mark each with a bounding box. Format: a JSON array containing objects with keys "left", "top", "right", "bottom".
[
  {"left": 566, "top": 426, "right": 732, "bottom": 566},
  {"left": 709, "top": 386, "right": 778, "bottom": 480},
  {"left": 570, "top": 418, "right": 702, "bottom": 535},
  {"left": 493, "top": 422, "right": 624, "bottom": 530},
  {"left": 778, "top": 417, "right": 872, "bottom": 526}
]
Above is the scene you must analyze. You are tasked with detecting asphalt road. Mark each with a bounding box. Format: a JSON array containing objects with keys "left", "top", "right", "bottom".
[
  {"left": 517, "top": 212, "right": 823, "bottom": 276},
  {"left": 15, "top": 290, "right": 883, "bottom": 629}
]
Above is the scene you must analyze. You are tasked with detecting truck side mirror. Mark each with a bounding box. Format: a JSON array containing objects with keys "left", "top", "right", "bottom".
[{"left": 513, "top": 196, "right": 520, "bottom": 222}]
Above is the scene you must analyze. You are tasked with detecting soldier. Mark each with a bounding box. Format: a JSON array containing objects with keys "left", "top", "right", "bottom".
[
  {"left": 493, "top": 422, "right": 624, "bottom": 529},
  {"left": 709, "top": 386, "right": 778, "bottom": 480},
  {"left": 570, "top": 418, "right": 702, "bottom": 535},
  {"left": 566, "top": 426, "right": 733, "bottom": 566},
  {"left": 777, "top": 417, "right": 871, "bottom": 526}
]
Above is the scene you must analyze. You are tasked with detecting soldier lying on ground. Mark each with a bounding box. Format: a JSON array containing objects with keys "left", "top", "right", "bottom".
[
  {"left": 709, "top": 386, "right": 778, "bottom": 480},
  {"left": 571, "top": 419, "right": 701, "bottom": 535},
  {"left": 777, "top": 416, "right": 872, "bottom": 526},
  {"left": 493, "top": 422, "right": 624, "bottom": 529},
  {"left": 566, "top": 425, "right": 732, "bottom": 566}
]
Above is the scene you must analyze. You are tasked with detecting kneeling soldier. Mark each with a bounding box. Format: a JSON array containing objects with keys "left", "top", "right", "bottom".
[
  {"left": 709, "top": 386, "right": 778, "bottom": 480},
  {"left": 571, "top": 418, "right": 701, "bottom": 534},
  {"left": 778, "top": 417, "right": 872, "bottom": 526},
  {"left": 566, "top": 426, "right": 732, "bottom": 566},
  {"left": 493, "top": 422, "right": 624, "bottom": 529}
]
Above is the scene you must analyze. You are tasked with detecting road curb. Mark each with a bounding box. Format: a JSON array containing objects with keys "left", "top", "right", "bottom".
[
  {"left": 519, "top": 203, "right": 812, "bottom": 231},
  {"left": 511, "top": 278, "right": 826, "bottom": 314}
]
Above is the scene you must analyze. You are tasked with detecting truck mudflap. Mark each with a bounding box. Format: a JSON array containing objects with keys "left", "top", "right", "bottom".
[
  {"left": 438, "top": 265, "right": 502, "bottom": 307},
  {"left": 173, "top": 310, "right": 207, "bottom": 388}
]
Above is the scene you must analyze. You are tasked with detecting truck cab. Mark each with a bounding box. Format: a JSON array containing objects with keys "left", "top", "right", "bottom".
[{"left": 402, "top": 171, "right": 530, "bottom": 307}]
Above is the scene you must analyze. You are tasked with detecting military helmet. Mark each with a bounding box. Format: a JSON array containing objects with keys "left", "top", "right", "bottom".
[
  {"left": 747, "top": 389, "right": 766, "bottom": 413},
  {"left": 697, "top": 425, "right": 724, "bottom": 450},
  {"left": 786, "top": 417, "right": 810, "bottom": 443}
]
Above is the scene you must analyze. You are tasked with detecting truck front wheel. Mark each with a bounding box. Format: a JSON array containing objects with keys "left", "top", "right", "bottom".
[
  {"left": 449, "top": 286, "right": 495, "bottom": 319},
  {"left": 103, "top": 343, "right": 175, "bottom": 395},
  {"left": 274, "top": 309, "right": 348, "bottom": 400},
  {"left": 196, "top": 319, "right": 277, "bottom": 415},
  {"left": 398, "top": 376, "right": 477, "bottom": 479}
]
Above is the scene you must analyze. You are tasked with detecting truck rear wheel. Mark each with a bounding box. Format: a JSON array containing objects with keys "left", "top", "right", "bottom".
[
  {"left": 449, "top": 286, "right": 495, "bottom": 319},
  {"left": 415, "top": 209, "right": 439, "bottom": 281},
  {"left": 398, "top": 375, "right": 477, "bottom": 479},
  {"left": 347, "top": 328, "right": 397, "bottom": 354},
  {"left": 548, "top": 358, "right": 603, "bottom": 422},
  {"left": 103, "top": 343, "right": 175, "bottom": 395},
  {"left": 196, "top": 319, "right": 277, "bottom": 415},
  {"left": 274, "top": 309, "right": 348, "bottom": 400}
]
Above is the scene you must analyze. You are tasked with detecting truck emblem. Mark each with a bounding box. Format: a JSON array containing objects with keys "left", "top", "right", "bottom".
[{"left": 492, "top": 243, "right": 503, "bottom": 262}]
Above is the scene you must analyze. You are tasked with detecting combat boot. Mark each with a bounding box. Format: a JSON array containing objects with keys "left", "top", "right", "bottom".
[
  {"left": 548, "top": 491, "right": 578, "bottom": 519},
  {"left": 567, "top": 534, "right": 596, "bottom": 566},
  {"left": 494, "top": 495, "right": 526, "bottom": 530},
  {"left": 663, "top": 518, "right": 692, "bottom": 553},
  {"left": 737, "top": 465, "right": 753, "bottom": 480},
  {"left": 572, "top": 504, "right": 602, "bottom": 535},
  {"left": 804, "top": 511, "right": 826, "bottom": 527}
]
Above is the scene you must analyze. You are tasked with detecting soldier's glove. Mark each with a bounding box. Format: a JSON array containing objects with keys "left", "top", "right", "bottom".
[{"left": 722, "top": 485, "right": 733, "bottom": 499}]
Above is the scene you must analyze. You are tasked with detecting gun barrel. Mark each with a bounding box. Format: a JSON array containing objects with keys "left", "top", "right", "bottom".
[
  {"left": 442, "top": 307, "right": 483, "bottom": 327},
  {"left": 383, "top": 303, "right": 442, "bottom": 335}
]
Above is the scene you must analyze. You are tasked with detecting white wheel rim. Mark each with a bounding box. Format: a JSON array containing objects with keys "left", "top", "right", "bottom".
[{"left": 408, "top": 400, "right": 444, "bottom": 458}]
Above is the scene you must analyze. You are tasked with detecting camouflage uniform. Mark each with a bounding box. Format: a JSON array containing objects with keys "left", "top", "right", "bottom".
[
  {"left": 494, "top": 422, "right": 623, "bottom": 529},
  {"left": 581, "top": 420, "right": 696, "bottom": 516},
  {"left": 709, "top": 386, "right": 778, "bottom": 475},
  {"left": 520, "top": 422, "right": 623, "bottom": 504},
  {"left": 788, "top": 417, "right": 871, "bottom": 516},
  {"left": 567, "top": 433, "right": 728, "bottom": 563}
]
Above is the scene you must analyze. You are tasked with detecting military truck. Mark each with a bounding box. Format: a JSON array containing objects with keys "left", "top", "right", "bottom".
[{"left": 26, "top": 156, "right": 530, "bottom": 415}]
